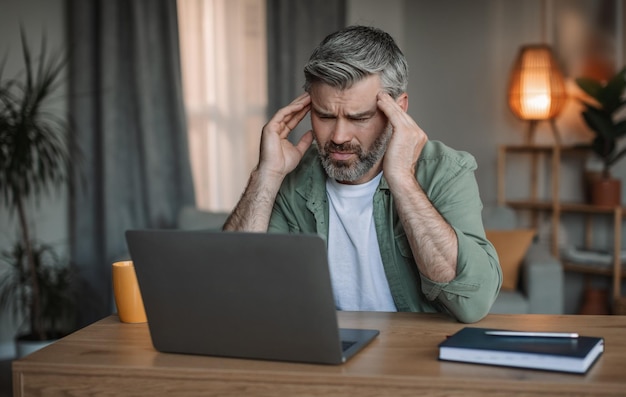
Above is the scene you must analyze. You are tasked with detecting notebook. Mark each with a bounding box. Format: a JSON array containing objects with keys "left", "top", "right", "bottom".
[
  {"left": 125, "top": 230, "right": 379, "bottom": 365},
  {"left": 439, "top": 327, "right": 604, "bottom": 374}
]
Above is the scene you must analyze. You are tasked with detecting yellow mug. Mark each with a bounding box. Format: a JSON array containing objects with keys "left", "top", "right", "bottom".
[{"left": 112, "top": 261, "right": 147, "bottom": 323}]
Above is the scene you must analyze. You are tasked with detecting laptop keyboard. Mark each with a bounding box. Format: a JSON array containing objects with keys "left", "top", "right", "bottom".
[{"left": 341, "top": 340, "right": 357, "bottom": 351}]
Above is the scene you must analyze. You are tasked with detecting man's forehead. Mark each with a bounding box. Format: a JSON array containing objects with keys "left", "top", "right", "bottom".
[
  {"left": 309, "top": 76, "right": 382, "bottom": 114},
  {"left": 310, "top": 90, "right": 379, "bottom": 115},
  {"left": 311, "top": 99, "right": 378, "bottom": 115}
]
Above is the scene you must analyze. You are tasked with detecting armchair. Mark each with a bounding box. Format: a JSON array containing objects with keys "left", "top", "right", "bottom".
[
  {"left": 483, "top": 206, "right": 564, "bottom": 314},
  {"left": 177, "top": 206, "right": 229, "bottom": 231}
]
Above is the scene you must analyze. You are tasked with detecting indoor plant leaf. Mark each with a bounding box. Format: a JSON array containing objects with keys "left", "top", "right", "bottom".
[
  {"left": 576, "top": 67, "right": 626, "bottom": 178},
  {"left": 581, "top": 105, "right": 614, "bottom": 141},
  {"left": 576, "top": 77, "right": 604, "bottom": 101},
  {"left": 0, "top": 28, "right": 76, "bottom": 342},
  {"left": 597, "top": 66, "right": 626, "bottom": 113}
]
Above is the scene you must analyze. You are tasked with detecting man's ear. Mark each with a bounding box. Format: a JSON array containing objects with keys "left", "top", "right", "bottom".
[{"left": 396, "top": 93, "right": 408, "bottom": 112}]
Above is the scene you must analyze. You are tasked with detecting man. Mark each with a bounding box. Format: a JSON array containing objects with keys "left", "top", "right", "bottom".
[{"left": 224, "top": 25, "right": 501, "bottom": 323}]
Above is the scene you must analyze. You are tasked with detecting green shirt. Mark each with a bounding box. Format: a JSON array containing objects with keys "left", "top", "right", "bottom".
[{"left": 268, "top": 140, "right": 502, "bottom": 323}]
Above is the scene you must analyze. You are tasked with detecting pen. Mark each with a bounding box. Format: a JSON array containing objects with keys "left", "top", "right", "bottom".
[{"left": 484, "top": 331, "right": 579, "bottom": 338}]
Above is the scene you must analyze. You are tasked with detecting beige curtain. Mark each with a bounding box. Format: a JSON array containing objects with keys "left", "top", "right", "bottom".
[{"left": 177, "top": 0, "right": 268, "bottom": 211}]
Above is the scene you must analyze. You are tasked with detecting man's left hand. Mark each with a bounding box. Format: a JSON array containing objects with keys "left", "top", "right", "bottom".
[{"left": 376, "top": 92, "right": 428, "bottom": 185}]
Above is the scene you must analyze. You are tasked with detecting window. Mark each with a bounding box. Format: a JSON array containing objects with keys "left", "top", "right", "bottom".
[{"left": 177, "top": 0, "right": 267, "bottom": 211}]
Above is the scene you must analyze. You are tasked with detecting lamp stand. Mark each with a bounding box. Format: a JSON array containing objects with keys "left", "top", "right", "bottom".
[
  {"left": 550, "top": 119, "right": 561, "bottom": 146},
  {"left": 525, "top": 119, "right": 561, "bottom": 146}
]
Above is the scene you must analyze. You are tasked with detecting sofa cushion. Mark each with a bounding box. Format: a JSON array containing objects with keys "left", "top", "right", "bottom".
[
  {"left": 489, "top": 290, "right": 529, "bottom": 314},
  {"left": 486, "top": 229, "right": 535, "bottom": 291},
  {"left": 177, "top": 206, "right": 230, "bottom": 230}
]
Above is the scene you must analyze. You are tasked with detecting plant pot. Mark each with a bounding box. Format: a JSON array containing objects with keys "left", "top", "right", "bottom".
[
  {"left": 583, "top": 170, "right": 602, "bottom": 202},
  {"left": 590, "top": 177, "right": 621, "bottom": 207},
  {"left": 578, "top": 287, "right": 610, "bottom": 315}
]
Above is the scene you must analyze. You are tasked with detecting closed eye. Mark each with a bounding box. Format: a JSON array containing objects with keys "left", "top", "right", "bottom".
[
  {"left": 349, "top": 116, "right": 371, "bottom": 122},
  {"left": 313, "top": 109, "right": 336, "bottom": 119},
  {"left": 347, "top": 110, "right": 376, "bottom": 122}
]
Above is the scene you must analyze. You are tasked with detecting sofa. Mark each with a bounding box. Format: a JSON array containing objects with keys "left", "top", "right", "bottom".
[
  {"left": 482, "top": 206, "right": 564, "bottom": 314},
  {"left": 177, "top": 206, "right": 230, "bottom": 231},
  {"left": 177, "top": 205, "right": 564, "bottom": 315}
]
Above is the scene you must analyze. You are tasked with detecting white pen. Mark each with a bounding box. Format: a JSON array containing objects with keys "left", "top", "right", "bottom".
[{"left": 484, "top": 331, "right": 579, "bottom": 338}]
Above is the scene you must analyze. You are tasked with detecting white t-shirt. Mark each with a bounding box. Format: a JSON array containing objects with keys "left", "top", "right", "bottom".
[{"left": 325, "top": 173, "right": 397, "bottom": 311}]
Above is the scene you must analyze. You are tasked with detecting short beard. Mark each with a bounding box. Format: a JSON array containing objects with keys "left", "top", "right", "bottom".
[{"left": 316, "top": 124, "right": 392, "bottom": 182}]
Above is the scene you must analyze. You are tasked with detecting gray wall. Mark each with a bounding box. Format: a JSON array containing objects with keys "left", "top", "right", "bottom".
[
  {"left": 348, "top": 0, "right": 618, "bottom": 208},
  {"left": 349, "top": 1, "right": 529, "bottom": 205}
]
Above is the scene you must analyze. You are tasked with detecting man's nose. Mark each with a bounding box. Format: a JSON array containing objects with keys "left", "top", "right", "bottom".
[{"left": 331, "top": 118, "right": 353, "bottom": 144}]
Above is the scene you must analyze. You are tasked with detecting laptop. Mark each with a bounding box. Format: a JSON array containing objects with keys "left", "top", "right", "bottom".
[{"left": 125, "top": 230, "right": 380, "bottom": 364}]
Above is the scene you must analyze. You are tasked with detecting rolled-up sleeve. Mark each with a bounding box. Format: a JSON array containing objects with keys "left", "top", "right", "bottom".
[
  {"left": 417, "top": 147, "right": 502, "bottom": 323},
  {"left": 421, "top": 228, "right": 501, "bottom": 323}
]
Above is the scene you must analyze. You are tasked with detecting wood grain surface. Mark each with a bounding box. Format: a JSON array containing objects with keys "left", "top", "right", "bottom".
[{"left": 13, "top": 312, "right": 626, "bottom": 396}]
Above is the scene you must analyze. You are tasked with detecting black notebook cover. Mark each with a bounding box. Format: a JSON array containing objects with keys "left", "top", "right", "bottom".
[{"left": 438, "top": 327, "right": 604, "bottom": 374}]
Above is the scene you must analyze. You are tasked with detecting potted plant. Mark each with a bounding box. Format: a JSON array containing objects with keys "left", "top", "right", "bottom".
[
  {"left": 0, "top": 29, "right": 77, "bottom": 354},
  {"left": 0, "top": 242, "right": 78, "bottom": 356},
  {"left": 575, "top": 66, "right": 626, "bottom": 206}
]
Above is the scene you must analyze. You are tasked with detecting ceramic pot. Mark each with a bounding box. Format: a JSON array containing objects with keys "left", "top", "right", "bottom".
[
  {"left": 590, "top": 177, "right": 621, "bottom": 207},
  {"left": 583, "top": 171, "right": 602, "bottom": 202},
  {"left": 579, "top": 287, "right": 610, "bottom": 315}
]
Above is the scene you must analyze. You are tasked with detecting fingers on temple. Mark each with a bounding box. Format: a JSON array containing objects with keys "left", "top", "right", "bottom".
[
  {"left": 273, "top": 94, "right": 311, "bottom": 137},
  {"left": 283, "top": 103, "right": 310, "bottom": 134},
  {"left": 377, "top": 92, "right": 403, "bottom": 119},
  {"left": 377, "top": 92, "right": 416, "bottom": 129}
]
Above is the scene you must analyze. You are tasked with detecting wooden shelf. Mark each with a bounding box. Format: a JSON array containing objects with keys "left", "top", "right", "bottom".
[
  {"left": 506, "top": 200, "right": 626, "bottom": 214},
  {"left": 562, "top": 261, "right": 626, "bottom": 277},
  {"left": 498, "top": 144, "right": 623, "bottom": 310},
  {"left": 500, "top": 144, "right": 590, "bottom": 154}
]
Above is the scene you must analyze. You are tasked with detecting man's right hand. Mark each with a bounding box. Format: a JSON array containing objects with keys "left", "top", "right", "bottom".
[
  {"left": 223, "top": 93, "right": 313, "bottom": 232},
  {"left": 258, "top": 93, "right": 313, "bottom": 179}
]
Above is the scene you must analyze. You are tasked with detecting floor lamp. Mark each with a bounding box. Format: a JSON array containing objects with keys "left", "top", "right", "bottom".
[
  {"left": 506, "top": 44, "right": 568, "bottom": 244},
  {"left": 508, "top": 44, "right": 567, "bottom": 145}
]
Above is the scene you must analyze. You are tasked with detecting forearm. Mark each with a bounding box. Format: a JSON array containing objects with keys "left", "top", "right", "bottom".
[
  {"left": 422, "top": 229, "right": 501, "bottom": 323},
  {"left": 390, "top": 176, "right": 458, "bottom": 283},
  {"left": 223, "top": 168, "right": 284, "bottom": 232},
  {"left": 224, "top": 93, "right": 312, "bottom": 232}
]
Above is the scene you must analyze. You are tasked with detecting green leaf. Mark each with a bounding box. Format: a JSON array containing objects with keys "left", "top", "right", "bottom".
[
  {"left": 598, "top": 67, "right": 626, "bottom": 112},
  {"left": 608, "top": 147, "right": 626, "bottom": 167},
  {"left": 1, "top": 26, "right": 80, "bottom": 340},
  {"left": 0, "top": 30, "right": 70, "bottom": 209},
  {"left": 614, "top": 119, "right": 626, "bottom": 138},
  {"left": 576, "top": 77, "right": 603, "bottom": 100},
  {"left": 590, "top": 135, "right": 615, "bottom": 160},
  {"left": 581, "top": 105, "right": 614, "bottom": 139}
]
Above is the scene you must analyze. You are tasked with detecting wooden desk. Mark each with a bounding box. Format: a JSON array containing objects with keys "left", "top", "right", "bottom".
[{"left": 12, "top": 312, "right": 626, "bottom": 396}]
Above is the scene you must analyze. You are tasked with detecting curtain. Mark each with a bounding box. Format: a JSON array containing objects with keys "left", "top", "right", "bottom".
[
  {"left": 176, "top": 0, "right": 346, "bottom": 211},
  {"left": 177, "top": 0, "right": 268, "bottom": 211},
  {"left": 266, "top": 0, "right": 346, "bottom": 143},
  {"left": 67, "top": 0, "right": 196, "bottom": 326}
]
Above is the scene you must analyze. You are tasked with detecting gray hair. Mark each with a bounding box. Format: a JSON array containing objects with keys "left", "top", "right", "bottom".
[{"left": 303, "top": 25, "right": 408, "bottom": 98}]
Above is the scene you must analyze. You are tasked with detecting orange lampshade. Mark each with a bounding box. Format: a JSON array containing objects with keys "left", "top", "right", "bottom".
[{"left": 508, "top": 45, "right": 567, "bottom": 120}]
